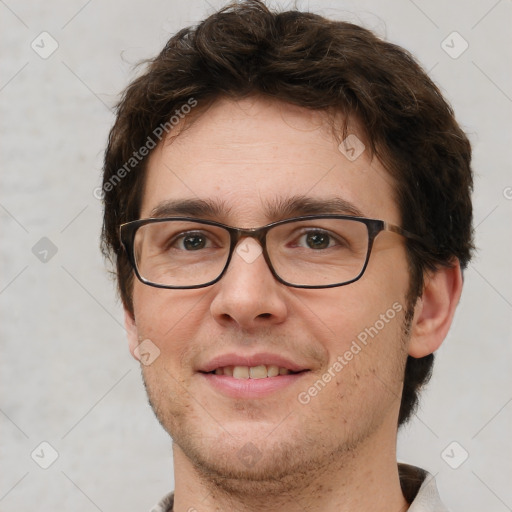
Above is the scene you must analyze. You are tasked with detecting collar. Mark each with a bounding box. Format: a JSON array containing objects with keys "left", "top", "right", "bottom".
[{"left": 400, "top": 464, "right": 450, "bottom": 511}]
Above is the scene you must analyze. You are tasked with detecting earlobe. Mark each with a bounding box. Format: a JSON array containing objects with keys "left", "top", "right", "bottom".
[
  {"left": 408, "top": 260, "right": 463, "bottom": 358},
  {"left": 124, "top": 309, "right": 140, "bottom": 360}
]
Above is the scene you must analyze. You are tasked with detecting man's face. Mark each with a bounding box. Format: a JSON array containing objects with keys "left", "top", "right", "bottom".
[{"left": 128, "top": 97, "right": 413, "bottom": 484}]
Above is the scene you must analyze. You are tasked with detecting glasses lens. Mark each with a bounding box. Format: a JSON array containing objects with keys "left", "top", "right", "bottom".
[
  {"left": 133, "top": 220, "right": 230, "bottom": 287},
  {"left": 267, "top": 218, "right": 369, "bottom": 286}
]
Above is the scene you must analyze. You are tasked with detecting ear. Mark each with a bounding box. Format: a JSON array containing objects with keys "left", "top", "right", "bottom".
[
  {"left": 408, "top": 260, "right": 463, "bottom": 358},
  {"left": 124, "top": 308, "right": 140, "bottom": 361}
]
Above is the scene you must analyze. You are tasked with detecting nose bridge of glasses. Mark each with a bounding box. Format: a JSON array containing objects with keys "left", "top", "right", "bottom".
[
  {"left": 230, "top": 226, "right": 268, "bottom": 249},
  {"left": 228, "top": 226, "right": 273, "bottom": 274}
]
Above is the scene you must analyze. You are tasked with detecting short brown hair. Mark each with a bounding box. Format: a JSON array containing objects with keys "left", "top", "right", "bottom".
[{"left": 101, "top": 0, "right": 473, "bottom": 426}]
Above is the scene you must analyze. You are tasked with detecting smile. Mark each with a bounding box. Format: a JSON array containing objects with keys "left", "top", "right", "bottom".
[{"left": 209, "top": 365, "right": 298, "bottom": 379}]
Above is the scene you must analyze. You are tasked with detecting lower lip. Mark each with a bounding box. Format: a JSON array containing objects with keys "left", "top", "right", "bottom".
[{"left": 199, "top": 372, "right": 309, "bottom": 399}]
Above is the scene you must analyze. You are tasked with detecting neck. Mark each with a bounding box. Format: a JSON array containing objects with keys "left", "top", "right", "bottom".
[{"left": 171, "top": 427, "right": 408, "bottom": 512}]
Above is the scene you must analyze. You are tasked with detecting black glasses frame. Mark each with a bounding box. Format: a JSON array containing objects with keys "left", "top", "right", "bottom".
[{"left": 119, "top": 215, "right": 424, "bottom": 290}]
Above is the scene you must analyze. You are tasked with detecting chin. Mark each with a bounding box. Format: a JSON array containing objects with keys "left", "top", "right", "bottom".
[{"left": 175, "top": 432, "right": 321, "bottom": 494}]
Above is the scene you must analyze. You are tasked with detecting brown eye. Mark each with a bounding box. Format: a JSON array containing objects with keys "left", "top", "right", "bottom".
[
  {"left": 172, "top": 232, "right": 210, "bottom": 251},
  {"left": 305, "top": 232, "right": 331, "bottom": 249}
]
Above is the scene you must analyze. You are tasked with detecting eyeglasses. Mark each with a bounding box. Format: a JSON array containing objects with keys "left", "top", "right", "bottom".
[{"left": 119, "top": 215, "right": 423, "bottom": 289}]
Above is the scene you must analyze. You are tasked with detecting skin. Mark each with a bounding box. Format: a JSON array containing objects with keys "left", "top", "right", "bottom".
[{"left": 124, "top": 97, "right": 462, "bottom": 512}]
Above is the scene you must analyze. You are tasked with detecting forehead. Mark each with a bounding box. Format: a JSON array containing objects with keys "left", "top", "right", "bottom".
[{"left": 140, "top": 97, "right": 400, "bottom": 225}]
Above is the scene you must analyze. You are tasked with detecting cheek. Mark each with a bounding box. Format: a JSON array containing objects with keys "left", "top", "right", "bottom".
[
  {"left": 295, "top": 267, "right": 410, "bottom": 391},
  {"left": 295, "top": 297, "right": 408, "bottom": 427},
  {"left": 297, "top": 277, "right": 407, "bottom": 345},
  {"left": 132, "top": 284, "right": 211, "bottom": 363},
  {"left": 133, "top": 287, "right": 213, "bottom": 427}
]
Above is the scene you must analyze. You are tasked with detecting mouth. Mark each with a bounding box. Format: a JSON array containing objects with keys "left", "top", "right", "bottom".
[
  {"left": 197, "top": 353, "right": 311, "bottom": 398},
  {"left": 203, "top": 364, "right": 305, "bottom": 379}
]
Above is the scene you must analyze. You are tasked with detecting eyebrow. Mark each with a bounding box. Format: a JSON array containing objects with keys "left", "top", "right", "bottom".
[
  {"left": 265, "top": 195, "right": 365, "bottom": 220},
  {"left": 149, "top": 198, "right": 231, "bottom": 219},
  {"left": 148, "top": 195, "right": 366, "bottom": 222}
]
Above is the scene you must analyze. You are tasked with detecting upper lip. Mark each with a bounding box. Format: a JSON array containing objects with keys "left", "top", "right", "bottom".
[{"left": 198, "top": 352, "right": 310, "bottom": 373}]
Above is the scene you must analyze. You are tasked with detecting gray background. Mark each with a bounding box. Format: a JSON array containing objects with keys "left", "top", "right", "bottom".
[{"left": 1, "top": 0, "right": 511, "bottom": 510}]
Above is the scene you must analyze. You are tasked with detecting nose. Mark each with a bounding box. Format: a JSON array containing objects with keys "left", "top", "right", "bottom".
[{"left": 209, "top": 238, "right": 288, "bottom": 330}]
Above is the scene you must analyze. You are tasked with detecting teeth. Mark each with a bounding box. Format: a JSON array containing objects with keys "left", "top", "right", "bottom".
[
  {"left": 232, "top": 366, "right": 249, "bottom": 379},
  {"left": 267, "top": 365, "right": 279, "bottom": 377},
  {"left": 213, "top": 365, "right": 294, "bottom": 379},
  {"left": 249, "top": 365, "right": 267, "bottom": 379}
]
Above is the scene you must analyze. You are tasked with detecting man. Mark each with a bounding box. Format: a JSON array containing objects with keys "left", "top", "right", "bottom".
[{"left": 101, "top": 1, "right": 473, "bottom": 510}]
